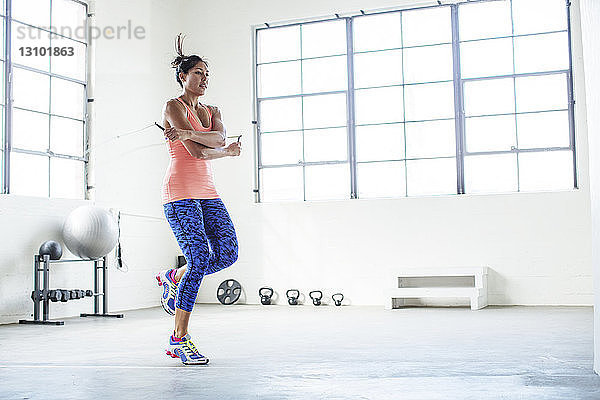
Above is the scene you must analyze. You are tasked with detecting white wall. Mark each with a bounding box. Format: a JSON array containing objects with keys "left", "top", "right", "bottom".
[
  {"left": 579, "top": 0, "right": 600, "bottom": 375},
  {"left": 178, "top": 0, "right": 594, "bottom": 306},
  {"left": 0, "top": 0, "right": 596, "bottom": 325}
]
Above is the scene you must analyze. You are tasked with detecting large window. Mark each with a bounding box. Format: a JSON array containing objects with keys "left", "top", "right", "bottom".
[
  {"left": 254, "top": 0, "right": 575, "bottom": 202},
  {"left": 1, "top": 0, "right": 88, "bottom": 199}
]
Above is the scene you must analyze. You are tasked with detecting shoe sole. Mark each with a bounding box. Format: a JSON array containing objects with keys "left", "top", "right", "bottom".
[{"left": 166, "top": 349, "right": 209, "bottom": 365}]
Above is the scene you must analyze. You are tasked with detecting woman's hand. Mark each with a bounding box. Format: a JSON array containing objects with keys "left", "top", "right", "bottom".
[
  {"left": 225, "top": 142, "right": 242, "bottom": 157},
  {"left": 164, "top": 127, "right": 191, "bottom": 142}
]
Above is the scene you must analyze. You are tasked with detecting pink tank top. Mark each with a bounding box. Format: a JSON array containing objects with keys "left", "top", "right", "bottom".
[{"left": 161, "top": 98, "right": 219, "bottom": 204}]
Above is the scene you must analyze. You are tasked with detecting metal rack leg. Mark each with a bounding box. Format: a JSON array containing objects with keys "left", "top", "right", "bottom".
[
  {"left": 19, "top": 254, "right": 64, "bottom": 325},
  {"left": 81, "top": 256, "right": 123, "bottom": 319},
  {"left": 42, "top": 255, "right": 49, "bottom": 321},
  {"left": 93, "top": 259, "right": 99, "bottom": 314},
  {"left": 103, "top": 256, "right": 108, "bottom": 314},
  {"left": 33, "top": 255, "right": 40, "bottom": 321}
]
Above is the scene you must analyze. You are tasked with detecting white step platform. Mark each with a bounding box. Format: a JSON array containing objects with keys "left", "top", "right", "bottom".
[{"left": 386, "top": 267, "right": 489, "bottom": 310}]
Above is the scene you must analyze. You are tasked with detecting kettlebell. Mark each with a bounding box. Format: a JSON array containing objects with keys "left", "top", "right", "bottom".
[
  {"left": 309, "top": 290, "right": 323, "bottom": 306},
  {"left": 286, "top": 289, "right": 300, "bottom": 305},
  {"left": 259, "top": 287, "right": 273, "bottom": 305},
  {"left": 332, "top": 293, "right": 344, "bottom": 306}
]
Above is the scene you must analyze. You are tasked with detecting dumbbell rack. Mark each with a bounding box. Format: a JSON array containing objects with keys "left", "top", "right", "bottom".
[{"left": 19, "top": 254, "right": 124, "bottom": 325}]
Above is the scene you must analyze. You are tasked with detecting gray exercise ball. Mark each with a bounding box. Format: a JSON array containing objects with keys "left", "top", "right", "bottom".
[{"left": 62, "top": 206, "right": 119, "bottom": 259}]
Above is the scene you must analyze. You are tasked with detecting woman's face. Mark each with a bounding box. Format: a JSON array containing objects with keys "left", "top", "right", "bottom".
[{"left": 180, "top": 61, "right": 209, "bottom": 96}]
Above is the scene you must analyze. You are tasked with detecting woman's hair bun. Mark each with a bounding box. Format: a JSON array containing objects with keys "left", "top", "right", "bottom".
[{"left": 171, "top": 54, "right": 186, "bottom": 69}]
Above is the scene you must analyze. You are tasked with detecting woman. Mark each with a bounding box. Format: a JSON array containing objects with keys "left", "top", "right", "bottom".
[{"left": 155, "top": 34, "right": 241, "bottom": 365}]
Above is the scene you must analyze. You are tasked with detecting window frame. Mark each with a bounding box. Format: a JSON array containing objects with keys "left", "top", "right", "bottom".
[
  {"left": 252, "top": 0, "right": 577, "bottom": 202},
  {"left": 1, "top": 0, "right": 89, "bottom": 199}
]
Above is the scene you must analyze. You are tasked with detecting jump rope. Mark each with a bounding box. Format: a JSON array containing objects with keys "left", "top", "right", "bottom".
[{"left": 85, "top": 122, "right": 242, "bottom": 157}]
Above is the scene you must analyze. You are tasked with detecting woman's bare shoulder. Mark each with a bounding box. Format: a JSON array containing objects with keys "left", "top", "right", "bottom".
[
  {"left": 204, "top": 104, "right": 221, "bottom": 115},
  {"left": 163, "top": 98, "right": 185, "bottom": 114}
]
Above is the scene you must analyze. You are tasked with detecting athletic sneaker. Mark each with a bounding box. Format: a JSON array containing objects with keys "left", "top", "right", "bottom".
[
  {"left": 166, "top": 334, "right": 210, "bottom": 365},
  {"left": 155, "top": 269, "right": 177, "bottom": 315}
]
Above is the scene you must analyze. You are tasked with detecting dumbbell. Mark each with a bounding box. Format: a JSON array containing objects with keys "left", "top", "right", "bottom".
[
  {"left": 70, "top": 289, "right": 86, "bottom": 300},
  {"left": 48, "top": 290, "right": 62, "bottom": 302},
  {"left": 31, "top": 290, "right": 62, "bottom": 302},
  {"left": 60, "top": 289, "right": 70, "bottom": 302},
  {"left": 31, "top": 290, "right": 43, "bottom": 302}
]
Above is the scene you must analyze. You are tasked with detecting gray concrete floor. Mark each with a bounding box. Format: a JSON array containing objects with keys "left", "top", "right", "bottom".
[{"left": 0, "top": 305, "right": 599, "bottom": 399}]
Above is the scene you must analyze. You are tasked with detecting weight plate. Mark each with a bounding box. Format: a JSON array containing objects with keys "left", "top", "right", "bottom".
[{"left": 217, "top": 279, "right": 242, "bottom": 305}]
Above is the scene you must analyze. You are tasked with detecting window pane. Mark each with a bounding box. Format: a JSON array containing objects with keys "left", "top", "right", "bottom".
[
  {"left": 257, "top": 61, "right": 301, "bottom": 98},
  {"left": 406, "top": 158, "right": 456, "bottom": 196},
  {"left": 260, "top": 131, "right": 302, "bottom": 165},
  {"left": 405, "top": 120, "right": 455, "bottom": 159},
  {"left": 515, "top": 74, "right": 567, "bottom": 113},
  {"left": 51, "top": 78, "right": 84, "bottom": 119},
  {"left": 50, "top": 36, "right": 86, "bottom": 81},
  {"left": 303, "top": 93, "right": 346, "bottom": 129},
  {"left": 0, "top": 17, "right": 5, "bottom": 56},
  {"left": 514, "top": 32, "right": 569, "bottom": 74},
  {"left": 464, "top": 78, "right": 514, "bottom": 116},
  {"left": 355, "top": 86, "right": 403, "bottom": 124},
  {"left": 465, "top": 115, "right": 516, "bottom": 153},
  {"left": 50, "top": 115, "right": 84, "bottom": 157},
  {"left": 356, "top": 124, "right": 404, "bottom": 162},
  {"left": 13, "top": 0, "right": 50, "bottom": 26},
  {"left": 50, "top": 158, "right": 84, "bottom": 199},
  {"left": 13, "top": 23, "right": 50, "bottom": 71},
  {"left": 10, "top": 152, "right": 48, "bottom": 197},
  {"left": 301, "top": 20, "right": 346, "bottom": 58},
  {"left": 13, "top": 109, "right": 48, "bottom": 152},
  {"left": 404, "top": 82, "right": 454, "bottom": 121},
  {"left": 0, "top": 105, "right": 3, "bottom": 142},
  {"left": 0, "top": 61, "right": 4, "bottom": 104},
  {"left": 51, "top": 0, "right": 87, "bottom": 41},
  {"left": 305, "top": 164, "right": 349, "bottom": 201},
  {"left": 260, "top": 167, "right": 303, "bottom": 201},
  {"left": 304, "top": 128, "right": 347, "bottom": 162},
  {"left": 353, "top": 12, "right": 401, "bottom": 52},
  {"left": 357, "top": 161, "right": 406, "bottom": 198},
  {"left": 259, "top": 98, "right": 302, "bottom": 132},
  {"left": 302, "top": 56, "right": 347, "bottom": 94},
  {"left": 257, "top": 26, "right": 300, "bottom": 63},
  {"left": 465, "top": 154, "right": 518, "bottom": 194},
  {"left": 459, "top": 0, "right": 512, "bottom": 41},
  {"left": 512, "top": 0, "right": 567, "bottom": 35},
  {"left": 517, "top": 111, "right": 569, "bottom": 149},
  {"left": 0, "top": 106, "right": 3, "bottom": 190},
  {"left": 403, "top": 44, "right": 453, "bottom": 84},
  {"left": 460, "top": 38, "right": 513, "bottom": 79},
  {"left": 519, "top": 150, "right": 573, "bottom": 191},
  {"left": 402, "top": 7, "right": 451, "bottom": 47},
  {"left": 13, "top": 68, "right": 50, "bottom": 113},
  {"left": 354, "top": 50, "right": 402, "bottom": 89}
]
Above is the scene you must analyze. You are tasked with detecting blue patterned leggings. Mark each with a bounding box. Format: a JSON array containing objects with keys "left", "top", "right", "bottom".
[{"left": 163, "top": 198, "right": 238, "bottom": 312}]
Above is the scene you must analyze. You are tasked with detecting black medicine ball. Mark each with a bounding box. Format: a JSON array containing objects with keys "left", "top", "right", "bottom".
[{"left": 38, "top": 240, "right": 63, "bottom": 260}]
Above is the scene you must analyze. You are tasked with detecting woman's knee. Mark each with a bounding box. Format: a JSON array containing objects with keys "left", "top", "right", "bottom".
[
  {"left": 218, "top": 247, "right": 238, "bottom": 270},
  {"left": 208, "top": 246, "right": 237, "bottom": 274}
]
